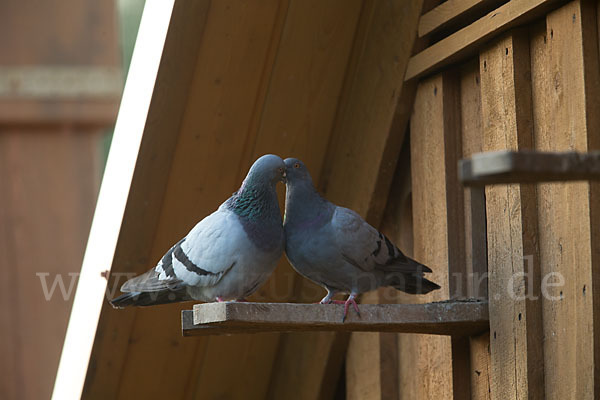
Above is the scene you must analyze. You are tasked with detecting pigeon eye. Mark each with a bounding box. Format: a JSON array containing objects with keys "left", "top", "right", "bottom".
[
  {"left": 294, "top": 163, "right": 300, "bottom": 169},
  {"left": 278, "top": 167, "right": 284, "bottom": 173}
]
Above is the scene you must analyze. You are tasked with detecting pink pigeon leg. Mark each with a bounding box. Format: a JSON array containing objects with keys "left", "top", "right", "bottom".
[
  {"left": 216, "top": 296, "right": 225, "bottom": 302},
  {"left": 342, "top": 293, "right": 360, "bottom": 322},
  {"left": 318, "top": 289, "right": 337, "bottom": 304}
]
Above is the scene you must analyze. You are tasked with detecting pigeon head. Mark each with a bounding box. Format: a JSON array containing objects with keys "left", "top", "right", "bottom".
[
  {"left": 283, "top": 158, "right": 314, "bottom": 186},
  {"left": 246, "top": 154, "right": 287, "bottom": 186}
]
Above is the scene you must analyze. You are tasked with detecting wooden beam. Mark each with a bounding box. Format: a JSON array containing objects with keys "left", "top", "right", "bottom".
[
  {"left": 411, "top": 72, "right": 465, "bottom": 399},
  {"left": 182, "top": 301, "right": 489, "bottom": 336},
  {"left": 459, "top": 150, "right": 600, "bottom": 185},
  {"left": 458, "top": 60, "right": 491, "bottom": 398},
  {"left": 480, "top": 31, "right": 544, "bottom": 400},
  {"left": 418, "top": 0, "right": 506, "bottom": 38},
  {"left": 531, "top": 1, "right": 600, "bottom": 397},
  {"left": 406, "top": 0, "right": 566, "bottom": 80}
]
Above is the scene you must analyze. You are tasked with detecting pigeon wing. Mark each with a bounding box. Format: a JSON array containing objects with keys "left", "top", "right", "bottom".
[
  {"left": 155, "top": 208, "right": 244, "bottom": 288},
  {"left": 330, "top": 207, "right": 431, "bottom": 274}
]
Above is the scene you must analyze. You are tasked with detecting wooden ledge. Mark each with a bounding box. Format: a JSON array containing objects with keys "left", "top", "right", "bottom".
[
  {"left": 459, "top": 150, "right": 600, "bottom": 186},
  {"left": 181, "top": 300, "right": 489, "bottom": 337}
]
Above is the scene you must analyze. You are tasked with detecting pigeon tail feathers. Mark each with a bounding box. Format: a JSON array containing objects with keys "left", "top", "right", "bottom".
[{"left": 110, "top": 288, "right": 191, "bottom": 308}]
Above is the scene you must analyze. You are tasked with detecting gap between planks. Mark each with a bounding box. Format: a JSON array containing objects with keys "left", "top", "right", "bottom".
[{"left": 181, "top": 300, "right": 489, "bottom": 337}]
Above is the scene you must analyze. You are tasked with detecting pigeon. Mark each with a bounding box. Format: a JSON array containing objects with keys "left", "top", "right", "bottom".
[
  {"left": 283, "top": 158, "right": 440, "bottom": 320},
  {"left": 110, "top": 154, "right": 287, "bottom": 308}
]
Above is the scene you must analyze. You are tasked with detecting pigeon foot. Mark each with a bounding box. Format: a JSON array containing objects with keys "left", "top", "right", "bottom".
[{"left": 342, "top": 294, "right": 360, "bottom": 322}]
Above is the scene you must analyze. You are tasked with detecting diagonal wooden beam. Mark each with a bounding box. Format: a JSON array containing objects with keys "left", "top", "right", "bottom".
[{"left": 406, "top": 0, "right": 567, "bottom": 80}]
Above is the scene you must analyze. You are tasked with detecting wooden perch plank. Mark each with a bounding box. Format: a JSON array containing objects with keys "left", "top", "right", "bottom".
[
  {"left": 406, "top": 0, "right": 565, "bottom": 80},
  {"left": 459, "top": 150, "right": 600, "bottom": 185},
  {"left": 181, "top": 301, "right": 489, "bottom": 337},
  {"left": 418, "top": 0, "right": 506, "bottom": 38}
]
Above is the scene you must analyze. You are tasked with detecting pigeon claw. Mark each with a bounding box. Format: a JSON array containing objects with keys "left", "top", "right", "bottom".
[{"left": 341, "top": 294, "right": 360, "bottom": 322}]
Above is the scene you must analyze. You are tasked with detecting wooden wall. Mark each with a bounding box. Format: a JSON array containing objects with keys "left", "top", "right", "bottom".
[
  {"left": 377, "top": 0, "right": 600, "bottom": 398},
  {"left": 0, "top": 1, "right": 120, "bottom": 400}
]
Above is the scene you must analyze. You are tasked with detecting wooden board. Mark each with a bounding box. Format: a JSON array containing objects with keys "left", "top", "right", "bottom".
[
  {"left": 479, "top": 31, "right": 544, "bottom": 400},
  {"left": 182, "top": 302, "right": 490, "bottom": 336},
  {"left": 458, "top": 60, "right": 491, "bottom": 398},
  {"left": 410, "top": 73, "right": 463, "bottom": 400},
  {"left": 530, "top": 2, "right": 600, "bottom": 398},
  {"left": 459, "top": 150, "right": 600, "bottom": 185},
  {"left": 406, "top": 0, "right": 566, "bottom": 80},
  {"left": 419, "top": 0, "right": 507, "bottom": 38}
]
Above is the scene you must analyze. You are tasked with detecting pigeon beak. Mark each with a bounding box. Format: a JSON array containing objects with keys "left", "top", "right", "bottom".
[{"left": 281, "top": 170, "right": 287, "bottom": 183}]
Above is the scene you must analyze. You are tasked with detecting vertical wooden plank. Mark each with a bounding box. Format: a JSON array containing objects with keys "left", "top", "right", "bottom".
[
  {"left": 379, "top": 141, "right": 421, "bottom": 400},
  {"left": 410, "top": 72, "right": 462, "bottom": 400},
  {"left": 531, "top": 1, "right": 600, "bottom": 398},
  {"left": 480, "top": 31, "right": 544, "bottom": 400},
  {"left": 459, "top": 60, "right": 491, "bottom": 399}
]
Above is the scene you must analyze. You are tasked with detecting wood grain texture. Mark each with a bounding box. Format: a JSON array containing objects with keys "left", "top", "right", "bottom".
[
  {"left": 530, "top": 2, "right": 600, "bottom": 398},
  {"left": 480, "top": 31, "right": 544, "bottom": 400},
  {"left": 419, "top": 0, "right": 506, "bottom": 37},
  {"left": 459, "top": 60, "right": 488, "bottom": 301},
  {"left": 182, "top": 302, "right": 490, "bottom": 336},
  {"left": 406, "top": 0, "right": 566, "bottom": 80},
  {"left": 458, "top": 60, "right": 492, "bottom": 400},
  {"left": 378, "top": 140, "right": 420, "bottom": 400},
  {"left": 411, "top": 73, "right": 463, "bottom": 399}
]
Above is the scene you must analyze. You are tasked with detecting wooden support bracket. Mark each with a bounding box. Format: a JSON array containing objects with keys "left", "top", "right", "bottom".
[
  {"left": 181, "top": 300, "right": 489, "bottom": 337},
  {"left": 459, "top": 150, "right": 600, "bottom": 185}
]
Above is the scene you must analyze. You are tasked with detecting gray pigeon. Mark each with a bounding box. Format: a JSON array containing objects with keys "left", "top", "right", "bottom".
[
  {"left": 283, "top": 158, "right": 440, "bottom": 320},
  {"left": 110, "top": 154, "right": 287, "bottom": 308}
]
